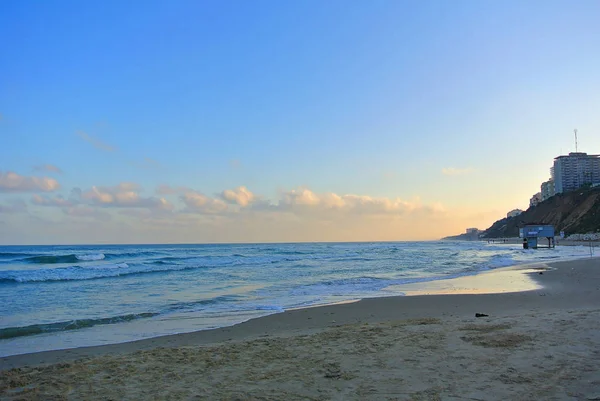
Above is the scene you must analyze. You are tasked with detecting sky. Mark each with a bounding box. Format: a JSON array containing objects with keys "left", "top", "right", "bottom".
[{"left": 1, "top": 0, "right": 600, "bottom": 244}]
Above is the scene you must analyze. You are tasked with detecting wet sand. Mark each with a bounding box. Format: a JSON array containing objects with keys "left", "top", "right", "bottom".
[{"left": 2, "top": 258, "right": 600, "bottom": 400}]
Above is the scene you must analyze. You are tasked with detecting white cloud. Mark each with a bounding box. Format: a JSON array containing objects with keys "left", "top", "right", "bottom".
[
  {"left": 1, "top": 180, "right": 456, "bottom": 243},
  {"left": 81, "top": 183, "right": 173, "bottom": 210},
  {"left": 76, "top": 131, "right": 116, "bottom": 152},
  {"left": 181, "top": 192, "right": 228, "bottom": 214},
  {"left": 220, "top": 186, "right": 255, "bottom": 207},
  {"left": 267, "top": 188, "right": 440, "bottom": 216},
  {"left": 0, "top": 199, "right": 27, "bottom": 213},
  {"left": 0, "top": 171, "right": 60, "bottom": 193},
  {"left": 33, "top": 164, "right": 62, "bottom": 174},
  {"left": 441, "top": 167, "right": 474, "bottom": 176},
  {"left": 163, "top": 185, "right": 444, "bottom": 217},
  {"left": 281, "top": 188, "right": 321, "bottom": 207},
  {"left": 31, "top": 194, "right": 73, "bottom": 207},
  {"left": 157, "top": 185, "right": 253, "bottom": 213}
]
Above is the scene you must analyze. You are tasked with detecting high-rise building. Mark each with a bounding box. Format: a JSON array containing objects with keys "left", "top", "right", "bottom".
[
  {"left": 541, "top": 179, "right": 555, "bottom": 201},
  {"left": 552, "top": 152, "right": 600, "bottom": 194}
]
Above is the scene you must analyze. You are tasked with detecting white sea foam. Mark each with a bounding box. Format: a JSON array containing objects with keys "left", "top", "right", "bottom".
[
  {"left": 76, "top": 253, "right": 105, "bottom": 261},
  {"left": 85, "top": 263, "right": 129, "bottom": 269}
]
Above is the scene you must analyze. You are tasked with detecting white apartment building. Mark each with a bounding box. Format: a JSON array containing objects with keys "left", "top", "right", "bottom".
[
  {"left": 507, "top": 209, "right": 523, "bottom": 218},
  {"left": 541, "top": 179, "right": 555, "bottom": 201},
  {"left": 530, "top": 192, "right": 542, "bottom": 207},
  {"left": 553, "top": 152, "right": 600, "bottom": 194}
]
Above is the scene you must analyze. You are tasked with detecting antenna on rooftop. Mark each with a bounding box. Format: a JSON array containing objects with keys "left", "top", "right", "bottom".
[{"left": 574, "top": 129, "right": 578, "bottom": 152}]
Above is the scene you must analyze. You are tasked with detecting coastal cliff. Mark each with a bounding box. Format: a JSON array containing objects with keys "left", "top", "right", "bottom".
[
  {"left": 444, "top": 186, "right": 600, "bottom": 240},
  {"left": 481, "top": 186, "right": 600, "bottom": 238}
]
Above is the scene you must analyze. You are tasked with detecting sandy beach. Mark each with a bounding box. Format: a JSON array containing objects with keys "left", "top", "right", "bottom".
[{"left": 2, "top": 257, "right": 600, "bottom": 400}]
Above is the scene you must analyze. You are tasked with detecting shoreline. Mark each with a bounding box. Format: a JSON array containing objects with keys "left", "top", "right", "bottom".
[
  {"left": 2, "top": 256, "right": 598, "bottom": 370},
  {"left": 2, "top": 257, "right": 600, "bottom": 399},
  {"left": 0, "top": 251, "right": 580, "bottom": 359},
  {"left": 0, "top": 259, "right": 562, "bottom": 362},
  {"left": 1, "top": 242, "right": 595, "bottom": 359}
]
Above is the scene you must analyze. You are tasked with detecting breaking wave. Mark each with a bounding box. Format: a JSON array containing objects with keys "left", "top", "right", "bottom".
[
  {"left": 0, "top": 312, "right": 159, "bottom": 340},
  {"left": 21, "top": 253, "right": 106, "bottom": 264}
]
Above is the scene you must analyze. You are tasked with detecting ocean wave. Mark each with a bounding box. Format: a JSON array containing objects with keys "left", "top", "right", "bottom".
[
  {"left": 0, "top": 249, "right": 438, "bottom": 284},
  {"left": 150, "top": 260, "right": 171, "bottom": 265},
  {"left": 0, "top": 252, "right": 35, "bottom": 259},
  {"left": 289, "top": 273, "right": 488, "bottom": 297},
  {"left": 290, "top": 276, "right": 396, "bottom": 296},
  {"left": 75, "top": 253, "right": 105, "bottom": 261},
  {"left": 9, "top": 250, "right": 353, "bottom": 270},
  {"left": 166, "top": 295, "right": 241, "bottom": 312},
  {"left": 0, "top": 263, "right": 132, "bottom": 283},
  {"left": 0, "top": 262, "right": 228, "bottom": 283},
  {"left": 485, "top": 254, "right": 516, "bottom": 269},
  {"left": 21, "top": 253, "right": 106, "bottom": 264},
  {"left": 22, "top": 254, "right": 80, "bottom": 264},
  {"left": 273, "top": 250, "right": 308, "bottom": 255},
  {"left": 105, "top": 251, "right": 168, "bottom": 259},
  {"left": 0, "top": 312, "right": 158, "bottom": 340},
  {"left": 86, "top": 263, "right": 129, "bottom": 269},
  {"left": 2, "top": 243, "right": 588, "bottom": 285}
]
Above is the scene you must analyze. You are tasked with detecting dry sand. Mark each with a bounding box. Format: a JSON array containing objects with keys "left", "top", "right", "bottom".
[{"left": 2, "top": 258, "right": 600, "bottom": 400}]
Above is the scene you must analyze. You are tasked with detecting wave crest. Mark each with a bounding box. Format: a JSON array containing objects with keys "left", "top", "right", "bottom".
[
  {"left": 76, "top": 253, "right": 105, "bottom": 261},
  {"left": 21, "top": 253, "right": 106, "bottom": 264}
]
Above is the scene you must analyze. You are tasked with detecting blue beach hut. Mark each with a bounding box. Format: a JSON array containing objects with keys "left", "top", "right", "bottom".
[{"left": 520, "top": 225, "right": 555, "bottom": 249}]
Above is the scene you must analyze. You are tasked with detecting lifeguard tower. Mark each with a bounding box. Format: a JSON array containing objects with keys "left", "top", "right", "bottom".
[{"left": 520, "top": 225, "right": 555, "bottom": 249}]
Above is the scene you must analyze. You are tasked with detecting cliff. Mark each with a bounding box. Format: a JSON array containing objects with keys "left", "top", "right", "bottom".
[{"left": 481, "top": 186, "right": 600, "bottom": 238}]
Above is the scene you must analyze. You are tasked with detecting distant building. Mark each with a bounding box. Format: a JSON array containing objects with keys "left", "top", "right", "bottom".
[
  {"left": 507, "top": 209, "right": 523, "bottom": 218},
  {"left": 530, "top": 192, "right": 542, "bottom": 207},
  {"left": 553, "top": 152, "right": 600, "bottom": 194},
  {"left": 464, "top": 228, "right": 480, "bottom": 240},
  {"left": 541, "top": 179, "right": 555, "bottom": 201}
]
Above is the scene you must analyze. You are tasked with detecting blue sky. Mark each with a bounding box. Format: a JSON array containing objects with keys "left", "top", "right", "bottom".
[{"left": 1, "top": 0, "right": 600, "bottom": 244}]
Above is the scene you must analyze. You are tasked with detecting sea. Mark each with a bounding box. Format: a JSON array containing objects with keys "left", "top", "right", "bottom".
[{"left": 0, "top": 241, "right": 592, "bottom": 357}]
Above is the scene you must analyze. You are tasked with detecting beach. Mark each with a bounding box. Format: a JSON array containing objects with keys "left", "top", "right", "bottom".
[
  {"left": 2, "top": 257, "right": 600, "bottom": 400},
  {"left": 6, "top": 241, "right": 592, "bottom": 357}
]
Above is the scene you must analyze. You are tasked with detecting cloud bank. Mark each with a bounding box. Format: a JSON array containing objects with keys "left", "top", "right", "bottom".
[
  {"left": 1, "top": 179, "right": 464, "bottom": 244},
  {"left": 80, "top": 183, "right": 174, "bottom": 211},
  {"left": 259, "top": 188, "right": 445, "bottom": 216},
  {"left": 181, "top": 192, "right": 228, "bottom": 214},
  {"left": 0, "top": 172, "right": 60, "bottom": 193}
]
